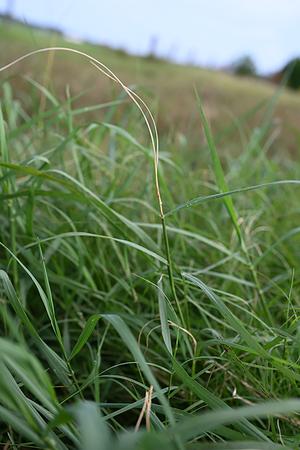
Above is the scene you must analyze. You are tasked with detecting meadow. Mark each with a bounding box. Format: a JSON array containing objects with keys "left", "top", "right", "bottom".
[{"left": 1, "top": 20, "right": 300, "bottom": 450}]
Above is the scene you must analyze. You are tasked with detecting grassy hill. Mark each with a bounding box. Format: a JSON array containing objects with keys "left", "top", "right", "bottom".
[{"left": 1, "top": 18, "right": 300, "bottom": 154}]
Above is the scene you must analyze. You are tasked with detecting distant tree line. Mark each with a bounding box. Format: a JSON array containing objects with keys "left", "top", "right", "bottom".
[{"left": 230, "top": 55, "right": 300, "bottom": 91}]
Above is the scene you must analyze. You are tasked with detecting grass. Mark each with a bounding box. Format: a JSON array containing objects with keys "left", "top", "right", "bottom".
[{"left": 0, "top": 33, "right": 300, "bottom": 450}]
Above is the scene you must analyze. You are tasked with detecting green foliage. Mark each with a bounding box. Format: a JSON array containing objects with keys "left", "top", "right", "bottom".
[
  {"left": 231, "top": 56, "right": 257, "bottom": 77},
  {"left": 283, "top": 57, "right": 300, "bottom": 90},
  {"left": 0, "top": 77, "right": 300, "bottom": 449}
]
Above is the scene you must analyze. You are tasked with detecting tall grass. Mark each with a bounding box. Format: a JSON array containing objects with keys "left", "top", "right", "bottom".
[{"left": 0, "top": 54, "right": 300, "bottom": 449}]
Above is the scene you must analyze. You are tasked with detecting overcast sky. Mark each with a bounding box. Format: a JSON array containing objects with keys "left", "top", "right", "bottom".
[{"left": 0, "top": 0, "right": 299, "bottom": 73}]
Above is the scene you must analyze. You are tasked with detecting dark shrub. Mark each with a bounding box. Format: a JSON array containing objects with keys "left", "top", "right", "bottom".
[
  {"left": 231, "top": 56, "right": 257, "bottom": 77},
  {"left": 283, "top": 58, "right": 300, "bottom": 90}
]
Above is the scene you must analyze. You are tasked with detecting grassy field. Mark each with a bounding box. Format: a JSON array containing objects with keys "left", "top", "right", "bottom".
[{"left": 1, "top": 19, "right": 300, "bottom": 450}]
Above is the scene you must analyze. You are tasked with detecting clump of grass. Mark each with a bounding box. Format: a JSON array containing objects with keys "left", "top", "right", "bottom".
[{"left": 0, "top": 50, "right": 300, "bottom": 449}]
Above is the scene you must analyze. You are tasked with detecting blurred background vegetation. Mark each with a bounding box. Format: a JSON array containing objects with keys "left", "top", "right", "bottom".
[{"left": 1, "top": 16, "right": 300, "bottom": 159}]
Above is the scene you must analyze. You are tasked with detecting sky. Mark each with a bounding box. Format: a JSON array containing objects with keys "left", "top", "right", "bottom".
[{"left": 0, "top": 0, "right": 299, "bottom": 73}]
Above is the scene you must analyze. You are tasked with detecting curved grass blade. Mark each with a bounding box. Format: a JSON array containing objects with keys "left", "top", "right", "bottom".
[
  {"left": 170, "top": 398, "right": 300, "bottom": 443},
  {"left": 23, "top": 232, "right": 167, "bottom": 265},
  {"left": 166, "top": 180, "right": 300, "bottom": 217}
]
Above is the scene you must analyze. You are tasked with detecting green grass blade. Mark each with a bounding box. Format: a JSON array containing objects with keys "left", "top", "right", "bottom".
[
  {"left": 195, "top": 90, "right": 242, "bottom": 243},
  {"left": 157, "top": 276, "right": 173, "bottom": 355},
  {"left": 166, "top": 180, "right": 300, "bottom": 217},
  {"left": 69, "top": 314, "right": 101, "bottom": 361},
  {"left": 74, "top": 401, "right": 112, "bottom": 450},
  {"left": 171, "top": 399, "right": 300, "bottom": 442}
]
